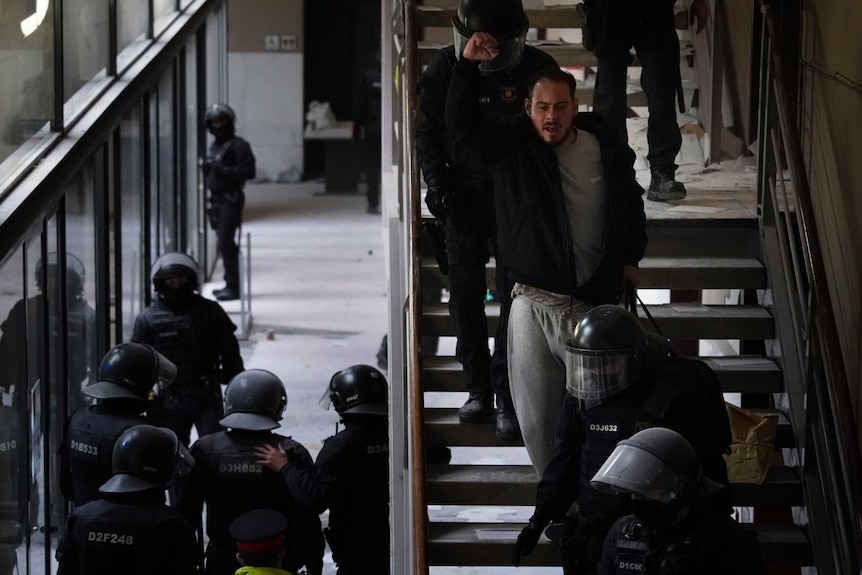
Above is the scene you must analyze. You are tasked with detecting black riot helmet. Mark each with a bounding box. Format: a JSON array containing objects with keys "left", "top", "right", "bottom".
[
  {"left": 36, "top": 252, "right": 86, "bottom": 296},
  {"left": 205, "top": 103, "right": 236, "bottom": 137},
  {"left": 452, "top": 0, "right": 529, "bottom": 73},
  {"left": 151, "top": 252, "right": 201, "bottom": 293},
  {"left": 564, "top": 305, "right": 647, "bottom": 403},
  {"left": 323, "top": 364, "right": 388, "bottom": 416},
  {"left": 83, "top": 342, "right": 176, "bottom": 401},
  {"left": 220, "top": 370, "right": 288, "bottom": 431},
  {"left": 590, "top": 427, "right": 714, "bottom": 505},
  {"left": 100, "top": 424, "right": 194, "bottom": 494}
]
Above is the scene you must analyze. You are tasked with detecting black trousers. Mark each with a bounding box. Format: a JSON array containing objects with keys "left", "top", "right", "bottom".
[
  {"left": 593, "top": 3, "right": 682, "bottom": 170},
  {"left": 363, "top": 128, "right": 382, "bottom": 209},
  {"left": 444, "top": 214, "right": 512, "bottom": 403},
  {"left": 208, "top": 192, "right": 245, "bottom": 291}
]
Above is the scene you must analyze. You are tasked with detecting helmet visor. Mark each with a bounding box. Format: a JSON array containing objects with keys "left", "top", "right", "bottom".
[
  {"left": 564, "top": 347, "right": 632, "bottom": 401},
  {"left": 589, "top": 443, "right": 682, "bottom": 503},
  {"left": 174, "top": 441, "right": 194, "bottom": 479},
  {"left": 153, "top": 350, "right": 177, "bottom": 390},
  {"left": 453, "top": 28, "right": 526, "bottom": 73},
  {"left": 318, "top": 386, "right": 333, "bottom": 411}
]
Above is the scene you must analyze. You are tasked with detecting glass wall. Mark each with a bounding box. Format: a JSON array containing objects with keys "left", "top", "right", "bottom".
[
  {"left": 119, "top": 105, "right": 145, "bottom": 340},
  {"left": 63, "top": 0, "right": 110, "bottom": 121},
  {"left": 0, "top": 0, "right": 54, "bottom": 184},
  {"left": 154, "top": 0, "right": 178, "bottom": 37},
  {"left": 0, "top": 1, "right": 226, "bottom": 572}
]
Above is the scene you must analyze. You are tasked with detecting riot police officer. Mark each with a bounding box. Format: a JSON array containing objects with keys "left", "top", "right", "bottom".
[
  {"left": 56, "top": 424, "right": 198, "bottom": 575},
  {"left": 203, "top": 103, "right": 256, "bottom": 301},
  {"left": 512, "top": 305, "right": 731, "bottom": 573},
  {"left": 59, "top": 342, "right": 177, "bottom": 505},
  {"left": 132, "top": 252, "right": 244, "bottom": 447},
  {"left": 416, "top": 0, "right": 559, "bottom": 442},
  {"left": 0, "top": 401, "right": 24, "bottom": 575},
  {"left": 592, "top": 427, "right": 766, "bottom": 574},
  {"left": 174, "top": 370, "right": 324, "bottom": 575},
  {"left": 256, "top": 365, "right": 390, "bottom": 575}
]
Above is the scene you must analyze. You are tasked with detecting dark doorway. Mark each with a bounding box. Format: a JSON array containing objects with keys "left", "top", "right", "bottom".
[{"left": 303, "top": 0, "right": 381, "bottom": 179}]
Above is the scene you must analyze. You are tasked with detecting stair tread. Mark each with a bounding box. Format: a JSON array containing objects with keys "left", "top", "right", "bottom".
[
  {"left": 425, "top": 407, "right": 793, "bottom": 448},
  {"left": 425, "top": 464, "right": 802, "bottom": 506},
  {"left": 427, "top": 522, "right": 811, "bottom": 566},
  {"left": 422, "top": 355, "right": 782, "bottom": 394},
  {"left": 418, "top": 6, "right": 584, "bottom": 29}
]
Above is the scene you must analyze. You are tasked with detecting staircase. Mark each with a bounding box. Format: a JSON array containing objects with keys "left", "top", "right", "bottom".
[
  {"left": 403, "top": 0, "right": 816, "bottom": 571},
  {"left": 419, "top": 207, "right": 812, "bottom": 569}
]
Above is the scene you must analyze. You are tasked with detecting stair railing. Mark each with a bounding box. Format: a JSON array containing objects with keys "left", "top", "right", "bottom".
[
  {"left": 756, "top": 1, "right": 862, "bottom": 571},
  {"left": 401, "top": 1, "right": 430, "bottom": 573}
]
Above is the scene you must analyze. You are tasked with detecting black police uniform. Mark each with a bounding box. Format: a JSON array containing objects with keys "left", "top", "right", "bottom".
[
  {"left": 59, "top": 402, "right": 147, "bottom": 505},
  {"left": 416, "top": 44, "right": 558, "bottom": 411},
  {"left": 591, "top": 0, "right": 682, "bottom": 173},
  {"left": 55, "top": 489, "right": 198, "bottom": 575},
  {"left": 598, "top": 486, "right": 766, "bottom": 575},
  {"left": 205, "top": 132, "right": 256, "bottom": 294},
  {"left": 0, "top": 406, "right": 25, "bottom": 575},
  {"left": 532, "top": 340, "right": 730, "bottom": 572},
  {"left": 353, "top": 51, "right": 382, "bottom": 213},
  {"left": 280, "top": 416, "right": 389, "bottom": 574},
  {"left": 132, "top": 294, "right": 244, "bottom": 446},
  {"left": 175, "top": 430, "right": 325, "bottom": 575}
]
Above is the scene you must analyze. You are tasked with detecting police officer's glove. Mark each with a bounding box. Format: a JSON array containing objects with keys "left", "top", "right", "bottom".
[
  {"left": 425, "top": 185, "right": 453, "bottom": 220},
  {"left": 210, "top": 161, "right": 226, "bottom": 175},
  {"left": 200, "top": 160, "right": 212, "bottom": 175},
  {"left": 511, "top": 521, "right": 545, "bottom": 566}
]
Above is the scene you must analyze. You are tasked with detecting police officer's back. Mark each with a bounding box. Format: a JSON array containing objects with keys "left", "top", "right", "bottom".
[
  {"left": 60, "top": 343, "right": 177, "bottom": 506},
  {"left": 174, "top": 370, "right": 324, "bottom": 575},
  {"left": 592, "top": 428, "right": 766, "bottom": 574},
  {"left": 56, "top": 424, "right": 198, "bottom": 575},
  {"left": 132, "top": 252, "right": 244, "bottom": 446},
  {"left": 258, "top": 365, "right": 390, "bottom": 574},
  {"left": 513, "top": 305, "right": 731, "bottom": 572}
]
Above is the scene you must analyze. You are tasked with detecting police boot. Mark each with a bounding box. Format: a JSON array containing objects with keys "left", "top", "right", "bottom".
[
  {"left": 458, "top": 392, "right": 494, "bottom": 423},
  {"left": 495, "top": 396, "right": 521, "bottom": 443},
  {"left": 647, "top": 168, "right": 687, "bottom": 202}
]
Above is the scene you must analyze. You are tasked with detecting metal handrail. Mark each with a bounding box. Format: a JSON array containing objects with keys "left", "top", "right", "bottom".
[
  {"left": 758, "top": 1, "right": 862, "bottom": 571},
  {"left": 402, "top": 1, "right": 430, "bottom": 573}
]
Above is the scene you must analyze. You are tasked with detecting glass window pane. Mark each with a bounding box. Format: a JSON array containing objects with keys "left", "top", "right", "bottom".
[
  {"left": 158, "top": 71, "right": 177, "bottom": 254},
  {"left": 0, "top": 1, "right": 55, "bottom": 183},
  {"left": 117, "top": 0, "right": 149, "bottom": 73},
  {"left": 154, "top": 0, "right": 178, "bottom": 37},
  {"left": 185, "top": 39, "right": 202, "bottom": 261},
  {"left": 63, "top": 0, "right": 110, "bottom": 120},
  {"left": 120, "top": 105, "right": 144, "bottom": 340},
  {"left": 0, "top": 245, "right": 29, "bottom": 575}
]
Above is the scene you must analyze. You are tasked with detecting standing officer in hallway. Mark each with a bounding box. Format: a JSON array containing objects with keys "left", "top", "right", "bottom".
[
  {"left": 55, "top": 424, "right": 198, "bottom": 575},
  {"left": 132, "top": 252, "right": 244, "bottom": 447},
  {"left": 416, "top": 0, "right": 558, "bottom": 442},
  {"left": 59, "top": 342, "right": 176, "bottom": 505},
  {"left": 257, "top": 365, "right": 390, "bottom": 574},
  {"left": 353, "top": 43, "right": 383, "bottom": 215},
  {"left": 175, "top": 369, "right": 325, "bottom": 575},
  {"left": 203, "top": 102, "right": 256, "bottom": 301}
]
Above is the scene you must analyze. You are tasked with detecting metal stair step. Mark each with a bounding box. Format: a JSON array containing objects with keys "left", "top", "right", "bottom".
[
  {"left": 424, "top": 407, "right": 793, "bottom": 448},
  {"left": 420, "top": 256, "right": 766, "bottom": 290},
  {"left": 427, "top": 522, "right": 811, "bottom": 566},
  {"left": 418, "top": 6, "right": 584, "bottom": 29},
  {"left": 422, "top": 302, "right": 775, "bottom": 340},
  {"left": 421, "top": 355, "right": 783, "bottom": 394},
  {"left": 425, "top": 464, "right": 802, "bottom": 507},
  {"left": 644, "top": 218, "right": 761, "bottom": 258}
]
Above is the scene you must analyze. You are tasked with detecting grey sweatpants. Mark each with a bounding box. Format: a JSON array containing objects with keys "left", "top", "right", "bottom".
[{"left": 508, "top": 293, "right": 592, "bottom": 477}]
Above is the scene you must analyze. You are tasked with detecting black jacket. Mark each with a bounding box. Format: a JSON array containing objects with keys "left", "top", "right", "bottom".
[
  {"left": 56, "top": 490, "right": 198, "bottom": 575},
  {"left": 417, "top": 45, "right": 559, "bottom": 189},
  {"left": 280, "top": 417, "right": 389, "bottom": 567},
  {"left": 445, "top": 57, "right": 647, "bottom": 304},
  {"left": 597, "top": 483, "right": 766, "bottom": 574},
  {"left": 132, "top": 294, "right": 244, "bottom": 393},
  {"left": 206, "top": 134, "right": 256, "bottom": 194},
  {"left": 174, "top": 429, "right": 325, "bottom": 574}
]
